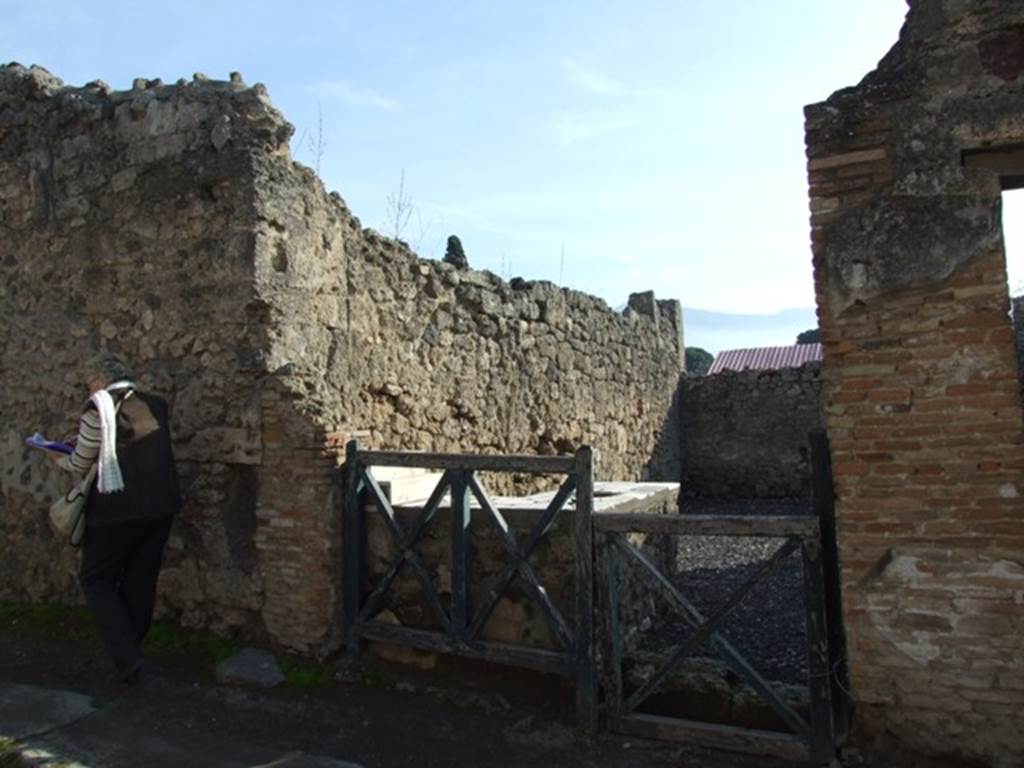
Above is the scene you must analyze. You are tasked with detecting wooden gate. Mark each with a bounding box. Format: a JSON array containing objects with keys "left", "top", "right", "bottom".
[
  {"left": 595, "top": 513, "right": 833, "bottom": 762},
  {"left": 592, "top": 431, "right": 847, "bottom": 763},
  {"left": 343, "top": 441, "right": 598, "bottom": 732},
  {"left": 343, "top": 436, "right": 846, "bottom": 760}
]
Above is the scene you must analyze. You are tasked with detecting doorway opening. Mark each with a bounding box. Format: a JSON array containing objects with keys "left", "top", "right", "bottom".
[
  {"left": 962, "top": 146, "right": 1024, "bottom": 389},
  {"left": 1004, "top": 188, "right": 1024, "bottom": 395},
  {"left": 1004, "top": 189, "right": 1023, "bottom": 297}
]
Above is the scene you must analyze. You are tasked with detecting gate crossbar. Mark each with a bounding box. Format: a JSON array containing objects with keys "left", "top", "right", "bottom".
[
  {"left": 358, "top": 469, "right": 454, "bottom": 624},
  {"left": 344, "top": 441, "right": 597, "bottom": 732},
  {"left": 616, "top": 534, "right": 803, "bottom": 720},
  {"left": 357, "top": 468, "right": 455, "bottom": 634},
  {"left": 594, "top": 512, "right": 834, "bottom": 763},
  {"left": 466, "top": 474, "right": 576, "bottom": 648}
]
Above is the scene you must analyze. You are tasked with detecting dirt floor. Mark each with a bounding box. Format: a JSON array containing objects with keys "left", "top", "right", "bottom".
[{"left": 0, "top": 601, "right": 816, "bottom": 768}]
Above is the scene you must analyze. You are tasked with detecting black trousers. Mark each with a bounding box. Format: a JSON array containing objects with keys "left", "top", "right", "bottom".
[{"left": 79, "top": 516, "right": 173, "bottom": 676}]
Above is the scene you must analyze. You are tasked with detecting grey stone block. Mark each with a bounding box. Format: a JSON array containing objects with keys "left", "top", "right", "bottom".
[
  {"left": 0, "top": 682, "right": 95, "bottom": 739},
  {"left": 216, "top": 648, "right": 286, "bottom": 688}
]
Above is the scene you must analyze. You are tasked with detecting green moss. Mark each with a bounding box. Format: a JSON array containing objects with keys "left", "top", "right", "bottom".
[
  {"left": 360, "top": 661, "right": 397, "bottom": 690},
  {"left": 0, "top": 736, "right": 76, "bottom": 768},
  {"left": 279, "top": 656, "right": 330, "bottom": 687},
  {"left": 143, "top": 621, "right": 240, "bottom": 667},
  {"left": 0, "top": 737, "right": 27, "bottom": 768},
  {"left": 0, "top": 601, "right": 93, "bottom": 640},
  {"left": 0, "top": 601, "right": 346, "bottom": 691},
  {"left": 0, "top": 601, "right": 241, "bottom": 676},
  {"left": 0, "top": 601, "right": 88, "bottom": 625}
]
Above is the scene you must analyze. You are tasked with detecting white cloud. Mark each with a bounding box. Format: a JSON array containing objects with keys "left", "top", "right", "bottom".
[
  {"left": 550, "top": 110, "right": 638, "bottom": 145},
  {"left": 306, "top": 80, "right": 400, "bottom": 111},
  {"left": 562, "top": 58, "right": 622, "bottom": 95}
]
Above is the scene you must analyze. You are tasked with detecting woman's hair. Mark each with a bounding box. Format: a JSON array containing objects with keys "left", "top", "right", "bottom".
[{"left": 89, "top": 351, "right": 134, "bottom": 383}]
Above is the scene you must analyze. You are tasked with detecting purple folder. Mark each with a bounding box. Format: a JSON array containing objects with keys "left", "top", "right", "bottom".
[{"left": 26, "top": 433, "right": 75, "bottom": 455}]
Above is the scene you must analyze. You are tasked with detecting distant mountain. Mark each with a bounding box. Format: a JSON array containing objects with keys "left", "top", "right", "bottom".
[{"left": 683, "top": 307, "right": 818, "bottom": 357}]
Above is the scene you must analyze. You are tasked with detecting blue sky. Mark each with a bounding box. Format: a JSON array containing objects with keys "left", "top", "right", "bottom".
[{"left": 4, "top": 1, "right": 1021, "bottom": 341}]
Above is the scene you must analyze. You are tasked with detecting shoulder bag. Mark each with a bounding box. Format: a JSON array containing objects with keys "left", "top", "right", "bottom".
[{"left": 49, "top": 463, "right": 98, "bottom": 547}]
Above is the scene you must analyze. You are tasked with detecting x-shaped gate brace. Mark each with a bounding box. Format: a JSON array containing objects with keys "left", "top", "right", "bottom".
[
  {"left": 343, "top": 441, "right": 598, "bottom": 731},
  {"left": 353, "top": 465, "right": 578, "bottom": 650},
  {"left": 465, "top": 474, "right": 577, "bottom": 649},
  {"left": 342, "top": 437, "right": 843, "bottom": 759},
  {"left": 605, "top": 534, "right": 806, "bottom": 732},
  {"left": 595, "top": 512, "right": 834, "bottom": 763},
  {"left": 356, "top": 468, "right": 457, "bottom": 638}
]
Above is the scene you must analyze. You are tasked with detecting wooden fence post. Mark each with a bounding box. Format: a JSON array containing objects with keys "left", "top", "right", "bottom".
[
  {"left": 802, "top": 536, "right": 835, "bottom": 762},
  {"left": 574, "top": 445, "right": 597, "bottom": 734},
  {"left": 450, "top": 470, "right": 472, "bottom": 642},
  {"left": 810, "top": 429, "right": 851, "bottom": 742},
  {"left": 603, "top": 533, "right": 623, "bottom": 724},
  {"left": 344, "top": 439, "right": 364, "bottom": 658}
]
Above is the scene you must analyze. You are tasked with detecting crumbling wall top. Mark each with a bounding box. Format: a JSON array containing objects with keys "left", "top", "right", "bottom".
[
  {"left": 0, "top": 63, "right": 294, "bottom": 156},
  {"left": 804, "top": 0, "right": 1024, "bottom": 315}
]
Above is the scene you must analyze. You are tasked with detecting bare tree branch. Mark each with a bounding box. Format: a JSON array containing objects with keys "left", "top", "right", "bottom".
[{"left": 385, "top": 169, "right": 414, "bottom": 243}]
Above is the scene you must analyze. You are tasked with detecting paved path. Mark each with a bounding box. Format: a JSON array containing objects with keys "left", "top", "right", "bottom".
[
  {"left": 0, "top": 617, "right": 815, "bottom": 768},
  {"left": 0, "top": 681, "right": 362, "bottom": 768}
]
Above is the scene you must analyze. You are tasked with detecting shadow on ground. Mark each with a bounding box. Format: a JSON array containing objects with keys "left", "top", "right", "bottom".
[{"left": 0, "top": 601, "right": 815, "bottom": 768}]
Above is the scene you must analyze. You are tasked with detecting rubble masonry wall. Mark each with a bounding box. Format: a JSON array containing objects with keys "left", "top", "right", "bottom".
[
  {"left": 679, "top": 363, "right": 824, "bottom": 499},
  {"left": 0, "top": 64, "right": 682, "bottom": 654}
]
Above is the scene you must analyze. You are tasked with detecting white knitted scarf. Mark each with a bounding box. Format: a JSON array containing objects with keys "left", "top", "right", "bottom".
[{"left": 91, "top": 380, "right": 135, "bottom": 494}]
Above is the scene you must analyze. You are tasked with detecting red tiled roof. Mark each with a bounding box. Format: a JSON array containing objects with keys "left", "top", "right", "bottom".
[{"left": 707, "top": 344, "right": 822, "bottom": 374}]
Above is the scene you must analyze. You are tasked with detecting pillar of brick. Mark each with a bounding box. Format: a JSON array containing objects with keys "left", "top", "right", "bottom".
[
  {"left": 255, "top": 382, "right": 345, "bottom": 654},
  {"left": 805, "top": 1, "right": 1024, "bottom": 763}
]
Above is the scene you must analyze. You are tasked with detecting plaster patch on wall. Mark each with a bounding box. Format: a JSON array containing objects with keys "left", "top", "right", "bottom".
[
  {"left": 868, "top": 550, "right": 929, "bottom": 585},
  {"left": 864, "top": 549, "right": 1024, "bottom": 666},
  {"left": 890, "top": 631, "right": 942, "bottom": 665},
  {"left": 868, "top": 551, "right": 990, "bottom": 656}
]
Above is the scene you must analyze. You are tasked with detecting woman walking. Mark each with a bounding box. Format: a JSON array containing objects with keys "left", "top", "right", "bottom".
[{"left": 53, "top": 353, "right": 181, "bottom": 682}]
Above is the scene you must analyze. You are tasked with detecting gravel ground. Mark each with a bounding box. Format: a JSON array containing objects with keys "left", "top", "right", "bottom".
[{"left": 635, "top": 499, "right": 814, "bottom": 686}]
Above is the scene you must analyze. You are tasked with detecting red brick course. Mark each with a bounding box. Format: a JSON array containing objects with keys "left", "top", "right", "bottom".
[{"left": 804, "top": 2, "right": 1024, "bottom": 763}]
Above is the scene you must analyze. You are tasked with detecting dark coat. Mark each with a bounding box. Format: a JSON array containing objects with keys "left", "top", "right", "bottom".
[{"left": 85, "top": 391, "right": 182, "bottom": 526}]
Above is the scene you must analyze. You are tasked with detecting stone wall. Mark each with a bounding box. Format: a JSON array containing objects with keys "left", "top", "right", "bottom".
[
  {"left": 678, "top": 363, "right": 824, "bottom": 499},
  {"left": 805, "top": 1, "right": 1024, "bottom": 764},
  {"left": 0, "top": 64, "right": 682, "bottom": 655},
  {"left": 0, "top": 66, "right": 281, "bottom": 639}
]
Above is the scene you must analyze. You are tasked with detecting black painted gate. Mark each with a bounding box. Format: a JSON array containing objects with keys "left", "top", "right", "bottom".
[{"left": 342, "top": 434, "right": 847, "bottom": 763}]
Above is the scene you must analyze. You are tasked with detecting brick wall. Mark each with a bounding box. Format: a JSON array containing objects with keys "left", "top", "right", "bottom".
[
  {"left": 255, "top": 384, "right": 344, "bottom": 653},
  {"left": 805, "top": 1, "right": 1024, "bottom": 764}
]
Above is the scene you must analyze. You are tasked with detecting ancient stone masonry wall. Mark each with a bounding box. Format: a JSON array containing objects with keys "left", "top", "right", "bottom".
[
  {"left": 679, "top": 364, "right": 824, "bottom": 499},
  {"left": 246, "top": 127, "right": 684, "bottom": 646},
  {"left": 341, "top": 243, "right": 684, "bottom": 486},
  {"left": 0, "top": 64, "right": 288, "bottom": 639},
  {"left": 0, "top": 64, "right": 683, "bottom": 656},
  {"left": 805, "top": 2, "right": 1024, "bottom": 764},
  {"left": 250, "top": 136, "right": 685, "bottom": 488},
  {"left": 248, "top": 153, "right": 684, "bottom": 645}
]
